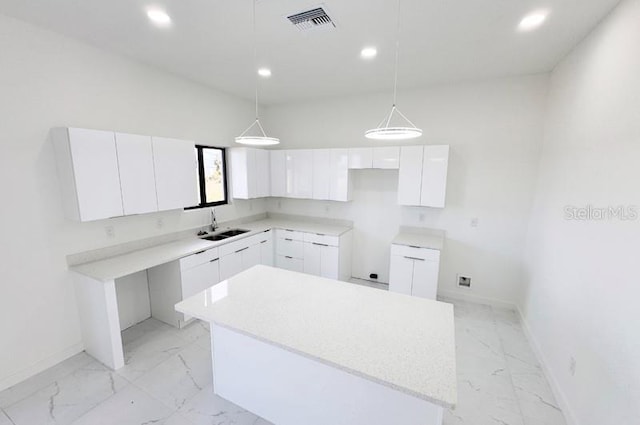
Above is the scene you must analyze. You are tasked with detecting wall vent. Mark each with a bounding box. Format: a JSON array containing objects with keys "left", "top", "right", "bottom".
[{"left": 287, "top": 7, "right": 336, "bottom": 32}]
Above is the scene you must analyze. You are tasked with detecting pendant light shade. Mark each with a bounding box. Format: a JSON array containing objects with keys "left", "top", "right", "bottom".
[
  {"left": 365, "top": 0, "right": 421, "bottom": 141},
  {"left": 365, "top": 105, "right": 422, "bottom": 140},
  {"left": 235, "top": 0, "right": 279, "bottom": 146}
]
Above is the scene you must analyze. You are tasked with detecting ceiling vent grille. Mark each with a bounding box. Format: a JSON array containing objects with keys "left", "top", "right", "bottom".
[{"left": 287, "top": 7, "right": 336, "bottom": 32}]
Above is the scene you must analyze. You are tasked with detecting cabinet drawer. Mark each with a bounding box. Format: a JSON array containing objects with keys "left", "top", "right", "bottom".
[
  {"left": 276, "top": 255, "right": 304, "bottom": 273},
  {"left": 276, "top": 237, "right": 304, "bottom": 258},
  {"left": 303, "top": 232, "right": 339, "bottom": 247},
  {"left": 180, "top": 247, "right": 219, "bottom": 271},
  {"left": 275, "top": 228, "right": 305, "bottom": 241},
  {"left": 219, "top": 234, "right": 259, "bottom": 256},
  {"left": 390, "top": 244, "right": 440, "bottom": 261}
]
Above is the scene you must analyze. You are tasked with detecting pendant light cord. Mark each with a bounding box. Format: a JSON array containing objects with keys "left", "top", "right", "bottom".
[
  {"left": 253, "top": 0, "right": 259, "bottom": 121},
  {"left": 392, "top": 0, "right": 402, "bottom": 106}
]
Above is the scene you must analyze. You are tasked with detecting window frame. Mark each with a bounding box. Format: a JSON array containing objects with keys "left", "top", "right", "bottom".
[{"left": 186, "top": 145, "right": 229, "bottom": 210}]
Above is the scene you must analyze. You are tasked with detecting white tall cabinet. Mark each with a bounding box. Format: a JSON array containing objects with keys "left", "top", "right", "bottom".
[
  {"left": 229, "top": 148, "right": 270, "bottom": 199},
  {"left": 270, "top": 150, "right": 286, "bottom": 197},
  {"left": 52, "top": 127, "right": 124, "bottom": 222},
  {"left": 115, "top": 133, "right": 158, "bottom": 215},
  {"left": 398, "top": 145, "right": 449, "bottom": 208},
  {"left": 152, "top": 137, "right": 199, "bottom": 211}
]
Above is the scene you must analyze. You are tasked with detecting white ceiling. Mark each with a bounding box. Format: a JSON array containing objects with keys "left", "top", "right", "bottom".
[{"left": 0, "top": 0, "right": 620, "bottom": 104}]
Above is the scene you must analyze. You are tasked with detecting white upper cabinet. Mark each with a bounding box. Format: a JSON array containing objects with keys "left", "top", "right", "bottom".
[
  {"left": 398, "top": 145, "right": 449, "bottom": 208},
  {"left": 312, "top": 149, "right": 331, "bottom": 200},
  {"left": 152, "top": 137, "right": 198, "bottom": 211},
  {"left": 270, "top": 150, "right": 286, "bottom": 197},
  {"left": 329, "top": 149, "right": 352, "bottom": 202},
  {"left": 348, "top": 148, "right": 373, "bottom": 169},
  {"left": 372, "top": 147, "right": 400, "bottom": 169},
  {"left": 52, "top": 127, "right": 124, "bottom": 222},
  {"left": 290, "top": 150, "right": 313, "bottom": 199},
  {"left": 397, "top": 145, "right": 424, "bottom": 206},
  {"left": 115, "top": 133, "right": 158, "bottom": 215},
  {"left": 420, "top": 145, "right": 449, "bottom": 208},
  {"left": 229, "top": 148, "right": 270, "bottom": 199}
]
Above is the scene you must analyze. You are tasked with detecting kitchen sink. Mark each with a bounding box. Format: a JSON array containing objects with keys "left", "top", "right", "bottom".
[{"left": 201, "top": 228, "right": 250, "bottom": 242}]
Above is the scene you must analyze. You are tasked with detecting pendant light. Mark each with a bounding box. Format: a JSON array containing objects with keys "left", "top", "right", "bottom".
[
  {"left": 235, "top": 0, "right": 279, "bottom": 146},
  {"left": 365, "top": 0, "right": 422, "bottom": 140}
]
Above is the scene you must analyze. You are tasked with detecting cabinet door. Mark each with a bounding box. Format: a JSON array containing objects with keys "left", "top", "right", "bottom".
[
  {"left": 303, "top": 242, "right": 322, "bottom": 276},
  {"left": 241, "top": 244, "right": 261, "bottom": 271},
  {"left": 115, "top": 133, "right": 158, "bottom": 215},
  {"left": 372, "top": 147, "right": 400, "bottom": 169},
  {"left": 260, "top": 232, "right": 274, "bottom": 267},
  {"left": 389, "top": 255, "right": 414, "bottom": 296},
  {"left": 276, "top": 255, "right": 304, "bottom": 273},
  {"left": 152, "top": 137, "right": 198, "bottom": 210},
  {"left": 256, "top": 149, "right": 271, "bottom": 198},
  {"left": 292, "top": 150, "right": 313, "bottom": 199},
  {"left": 68, "top": 128, "right": 123, "bottom": 221},
  {"left": 312, "top": 150, "right": 331, "bottom": 200},
  {"left": 219, "top": 252, "right": 243, "bottom": 281},
  {"left": 270, "top": 150, "right": 286, "bottom": 197},
  {"left": 320, "top": 245, "right": 339, "bottom": 280},
  {"left": 285, "top": 151, "right": 295, "bottom": 197},
  {"left": 420, "top": 145, "right": 450, "bottom": 208},
  {"left": 397, "top": 145, "right": 424, "bottom": 206},
  {"left": 348, "top": 148, "right": 373, "bottom": 169},
  {"left": 330, "top": 149, "right": 351, "bottom": 202},
  {"left": 229, "top": 147, "right": 254, "bottom": 199},
  {"left": 411, "top": 258, "right": 440, "bottom": 300},
  {"left": 181, "top": 260, "right": 221, "bottom": 299}
]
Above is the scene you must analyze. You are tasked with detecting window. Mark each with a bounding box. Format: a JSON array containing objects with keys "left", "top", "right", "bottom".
[{"left": 190, "top": 145, "right": 228, "bottom": 208}]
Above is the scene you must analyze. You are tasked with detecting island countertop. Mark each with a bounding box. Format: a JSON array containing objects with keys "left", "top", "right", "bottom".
[{"left": 175, "top": 265, "right": 457, "bottom": 408}]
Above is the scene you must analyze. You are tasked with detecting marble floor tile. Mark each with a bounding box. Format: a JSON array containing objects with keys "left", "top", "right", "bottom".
[
  {"left": 179, "top": 385, "right": 271, "bottom": 425},
  {"left": 178, "top": 320, "right": 211, "bottom": 351},
  {"left": 70, "top": 385, "right": 173, "bottom": 425},
  {"left": 3, "top": 360, "right": 127, "bottom": 425},
  {"left": 135, "top": 343, "right": 213, "bottom": 409},
  {"left": 117, "top": 322, "right": 191, "bottom": 381},
  {"left": 0, "top": 352, "right": 94, "bottom": 409}
]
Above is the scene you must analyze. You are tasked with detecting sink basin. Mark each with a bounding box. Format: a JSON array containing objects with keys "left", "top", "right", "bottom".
[{"left": 201, "top": 229, "right": 250, "bottom": 242}]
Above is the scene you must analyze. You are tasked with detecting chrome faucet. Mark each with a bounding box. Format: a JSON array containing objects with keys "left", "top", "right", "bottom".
[{"left": 210, "top": 208, "right": 218, "bottom": 232}]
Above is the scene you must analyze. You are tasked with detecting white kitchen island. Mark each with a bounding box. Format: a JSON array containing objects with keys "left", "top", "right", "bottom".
[{"left": 176, "top": 265, "right": 457, "bottom": 425}]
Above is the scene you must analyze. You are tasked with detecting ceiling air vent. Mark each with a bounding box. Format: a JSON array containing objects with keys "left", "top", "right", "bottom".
[{"left": 287, "top": 7, "right": 336, "bottom": 32}]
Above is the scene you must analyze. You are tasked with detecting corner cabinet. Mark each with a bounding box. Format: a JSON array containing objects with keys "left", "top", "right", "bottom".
[
  {"left": 229, "top": 147, "right": 270, "bottom": 199},
  {"left": 52, "top": 127, "right": 199, "bottom": 221},
  {"left": 389, "top": 244, "right": 440, "bottom": 300},
  {"left": 398, "top": 145, "right": 449, "bottom": 208}
]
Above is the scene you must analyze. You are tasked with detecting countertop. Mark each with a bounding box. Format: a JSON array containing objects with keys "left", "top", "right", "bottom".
[
  {"left": 392, "top": 226, "right": 445, "bottom": 250},
  {"left": 176, "top": 265, "right": 457, "bottom": 408},
  {"left": 70, "top": 218, "right": 352, "bottom": 282}
]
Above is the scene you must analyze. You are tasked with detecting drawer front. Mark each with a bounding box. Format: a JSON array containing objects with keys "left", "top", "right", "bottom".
[
  {"left": 256, "top": 229, "right": 272, "bottom": 243},
  {"left": 219, "top": 234, "right": 262, "bottom": 257},
  {"left": 275, "top": 228, "right": 305, "bottom": 241},
  {"left": 390, "top": 244, "right": 440, "bottom": 261},
  {"left": 181, "top": 260, "right": 220, "bottom": 299},
  {"left": 276, "top": 255, "right": 304, "bottom": 273},
  {"left": 303, "top": 232, "right": 339, "bottom": 247},
  {"left": 180, "top": 247, "right": 219, "bottom": 271},
  {"left": 276, "top": 237, "right": 304, "bottom": 258}
]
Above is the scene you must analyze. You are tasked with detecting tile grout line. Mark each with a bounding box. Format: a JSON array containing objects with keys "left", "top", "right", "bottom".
[{"left": 491, "top": 306, "right": 530, "bottom": 425}]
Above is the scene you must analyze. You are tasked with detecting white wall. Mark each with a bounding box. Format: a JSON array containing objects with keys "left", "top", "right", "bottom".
[
  {"left": 522, "top": 1, "right": 640, "bottom": 424},
  {"left": 0, "top": 14, "right": 265, "bottom": 389},
  {"left": 264, "top": 75, "right": 549, "bottom": 306}
]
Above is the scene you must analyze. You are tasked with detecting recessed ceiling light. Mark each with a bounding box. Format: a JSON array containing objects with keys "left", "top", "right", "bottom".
[
  {"left": 258, "top": 68, "right": 272, "bottom": 78},
  {"left": 518, "top": 11, "right": 549, "bottom": 32},
  {"left": 147, "top": 9, "right": 172, "bottom": 26},
  {"left": 360, "top": 47, "right": 378, "bottom": 59}
]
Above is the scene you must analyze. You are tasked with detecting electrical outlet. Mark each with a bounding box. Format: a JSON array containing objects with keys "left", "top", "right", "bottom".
[
  {"left": 569, "top": 356, "right": 576, "bottom": 376},
  {"left": 156, "top": 217, "right": 164, "bottom": 229},
  {"left": 419, "top": 213, "right": 425, "bottom": 222},
  {"left": 457, "top": 275, "right": 471, "bottom": 288},
  {"left": 325, "top": 204, "right": 330, "bottom": 213},
  {"left": 277, "top": 200, "right": 282, "bottom": 209},
  {"left": 470, "top": 217, "right": 479, "bottom": 227},
  {"left": 105, "top": 225, "right": 115, "bottom": 238},
  {"left": 249, "top": 201, "right": 254, "bottom": 211}
]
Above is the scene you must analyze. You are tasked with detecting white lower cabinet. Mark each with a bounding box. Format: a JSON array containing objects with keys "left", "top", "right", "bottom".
[
  {"left": 259, "top": 231, "right": 274, "bottom": 266},
  {"left": 148, "top": 248, "right": 221, "bottom": 328},
  {"left": 303, "top": 242, "right": 339, "bottom": 280},
  {"left": 276, "top": 255, "right": 304, "bottom": 273},
  {"left": 389, "top": 244, "right": 440, "bottom": 300},
  {"left": 220, "top": 251, "right": 243, "bottom": 281}
]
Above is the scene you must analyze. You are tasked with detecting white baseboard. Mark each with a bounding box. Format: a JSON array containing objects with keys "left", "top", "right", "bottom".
[
  {"left": 438, "top": 289, "right": 517, "bottom": 310},
  {"left": 516, "top": 306, "right": 579, "bottom": 425},
  {"left": 0, "top": 342, "right": 84, "bottom": 392}
]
